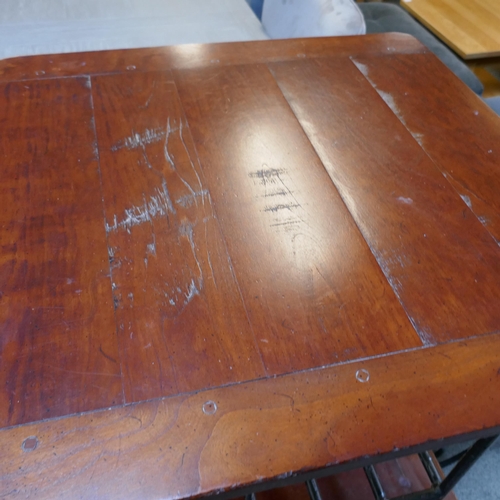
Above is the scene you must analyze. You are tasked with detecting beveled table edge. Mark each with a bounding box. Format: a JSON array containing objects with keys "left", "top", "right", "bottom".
[
  {"left": 2, "top": 332, "right": 500, "bottom": 499},
  {"left": 0, "top": 33, "right": 429, "bottom": 81}
]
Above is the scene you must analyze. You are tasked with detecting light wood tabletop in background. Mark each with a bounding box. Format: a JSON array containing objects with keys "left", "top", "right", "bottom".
[{"left": 401, "top": 0, "right": 500, "bottom": 59}]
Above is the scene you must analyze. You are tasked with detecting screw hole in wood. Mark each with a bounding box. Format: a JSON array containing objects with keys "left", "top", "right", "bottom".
[
  {"left": 22, "top": 436, "right": 39, "bottom": 452},
  {"left": 202, "top": 401, "right": 217, "bottom": 415}
]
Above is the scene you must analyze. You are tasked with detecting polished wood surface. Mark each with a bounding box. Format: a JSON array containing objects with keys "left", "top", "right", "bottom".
[
  {"left": 2, "top": 336, "right": 496, "bottom": 498},
  {"left": 92, "top": 70, "right": 265, "bottom": 402},
  {"left": 174, "top": 62, "right": 419, "bottom": 372},
  {"left": 401, "top": 0, "right": 500, "bottom": 59},
  {"left": 269, "top": 56, "right": 500, "bottom": 343},
  {"left": 352, "top": 52, "right": 500, "bottom": 245},
  {"left": 0, "top": 78, "right": 122, "bottom": 426},
  {"left": 0, "top": 34, "right": 426, "bottom": 82},
  {"left": 1, "top": 35, "right": 500, "bottom": 499}
]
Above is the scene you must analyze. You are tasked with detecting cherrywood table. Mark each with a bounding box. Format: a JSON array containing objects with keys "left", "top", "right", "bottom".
[
  {"left": 401, "top": 0, "right": 500, "bottom": 59},
  {"left": 1, "top": 34, "right": 500, "bottom": 499}
]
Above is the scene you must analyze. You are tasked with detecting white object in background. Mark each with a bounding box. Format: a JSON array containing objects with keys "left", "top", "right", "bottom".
[
  {"left": 262, "top": 0, "right": 366, "bottom": 39},
  {"left": 0, "top": 0, "right": 267, "bottom": 60}
]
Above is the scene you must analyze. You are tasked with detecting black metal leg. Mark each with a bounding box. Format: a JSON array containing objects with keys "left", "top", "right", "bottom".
[
  {"left": 418, "top": 452, "right": 441, "bottom": 488},
  {"left": 365, "top": 464, "right": 387, "bottom": 499},
  {"left": 438, "top": 435, "right": 498, "bottom": 497},
  {"left": 364, "top": 434, "right": 498, "bottom": 500},
  {"left": 306, "top": 479, "right": 323, "bottom": 500}
]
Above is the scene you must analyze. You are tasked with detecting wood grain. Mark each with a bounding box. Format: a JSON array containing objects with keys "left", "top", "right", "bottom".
[
  {"left": 402, "top": 0, "right": 500, "bottom": 59},
  {"left": 174, "top": 62, "right": 421, "bottom": 375},
  {"left": 91, "top": 71, "right": 265, "bottom": 402},
  {"left": 0, "top": 78, "right": 122, "bottom": 427},
  {"left": 1, "top": 36, "right": 500, "bottom": 500},
  {"left": 351, "top": 53, "right": 500, "bottom": 246},
  {"left": 1, "top": 333, "right": 498, "bottom": 499},
  {"left": 269, "top": 57, "right": 500, "bottom": 345},
  {"left": 0, "top": 34, "right": 428, "bottom": 83}
]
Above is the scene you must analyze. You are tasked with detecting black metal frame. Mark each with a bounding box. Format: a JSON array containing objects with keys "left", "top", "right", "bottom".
[
  {"left": 244, "top": 435, "right": 497, "bottom": 500},
  {"left": 209, "top": 430, "right": 500, "bottom": 500},
  {"left": 363, "top": 435, "right": 498, "bottom": 500},
  {"left": 306, "top": 479, "right": 322, "bottom": 500}
]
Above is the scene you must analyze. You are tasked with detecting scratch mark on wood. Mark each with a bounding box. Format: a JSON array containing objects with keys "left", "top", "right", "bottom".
[
  {"left": 99, "top": 345, "right": 117, "bottom": 364},
  {"left": 412, "top": 132, "right": 424, "bottom": 146},
  {"left": 179, "top": 221, "right": 203, "bottom": 290},
  {"left": 151, "top": 220, "right": 207, "bottom": 314},
  {"left": 112, "top": 124, "right": 168, "bottom": 174},
  {"left": 276, "top": 392, "right": 295, "bottom": 412},
  {"left": 179, "top": 177, "right": 198, "bottom": 204},
  {"left": 397, "top": 196, "right": 413, "bottom": 205},
  {"left": 206, "top": 250, "right": 217, "bottom": 289},
  {"left": 162, "top": 118, "right": 205, "bottom": 208},
  {"left": 111, "top": 127, "right": 166, "bottom": 152},
  {"left": 264, "top": 189, "right": 288, "bottom": 198},
  {"left": 141, "top": 81, "right": 156, "bottom": 109},
  {"left": 378, "top": 90, "right": 407, "bottom": 126},
  {"left": 275, "top": 169, "right": 304, "bottom": 213},
  {"left": 249, "top": 167, "right": 287, "bottom": 186},
  {"left": 161, "top": 278, "right": 202, "bottom": 314},
  {"left": 269, "top": 219, "right": 301, "bottom": 228},
  {"left": 352, "top": 59, "right": 425, "bottom": 146},
  {"left": 249, "top": 167, "right": 308, "bottom": 230},
  {"left": 110, "top": 259, "right": 121, "bottom": 271},
  {"left": 164, "top": 117, "right": 177, "bottom": 169},
  {"left": 460, "top": 194, "right": 473, "bottom": 210},
  {"left": 202, "top": 216, "right": 218, "bottom": 289},
  {"left": 106, "top": 180, "right": 176, "bottom": 233},
  {"left": 147, "top": 233, "right": 156, "bottom": 256},
  {"left": 142, "top": 150, "right": 153, "bottom": 170},
  {"left": 264, "top": 203, "right": 301, "bottom": 213},
  {"left": 370, "top": 247, "right": 432, "bottom": 345},
  {"left": 371, "top": 249, "right": 408, "bottom": 293},
  {"left": 185, "top": 279, "right": 201, "bottom": 303},
  {"left": 179, "top": 120, "right": 204, "bottom": 198},
  {"left": 353, "top": 60, "right": 369, "bottom": 77},
  {"left": 176, "top": 189, "right": 209, "bottom": 208}
]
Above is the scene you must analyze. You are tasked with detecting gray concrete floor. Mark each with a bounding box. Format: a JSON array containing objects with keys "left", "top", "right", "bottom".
[{"left": 443, "top": 437, "right": 500, "bottom": 500}]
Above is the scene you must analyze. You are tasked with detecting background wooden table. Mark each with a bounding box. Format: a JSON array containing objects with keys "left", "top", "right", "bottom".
[
  {"left": 1, "top": 34, "right": 500, "bottom": 499},
  {"left": 401, "top": 0, "right": 500, "bottom": 59}
]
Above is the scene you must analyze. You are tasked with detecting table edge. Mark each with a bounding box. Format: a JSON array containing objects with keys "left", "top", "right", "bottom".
[
  {"left": 2, "top": 332, "right": 500, "bottom": 499},
  {"left": 0, "top": 33, "right": 429, "bottom": 82}
]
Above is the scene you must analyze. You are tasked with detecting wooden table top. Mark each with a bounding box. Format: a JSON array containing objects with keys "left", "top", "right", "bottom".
[
  {"left": 1, "top": 34, "right": 500, "bottom": 499},
  {"left": 401, "top": 0, "right": 500, "bottom": 59}
]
